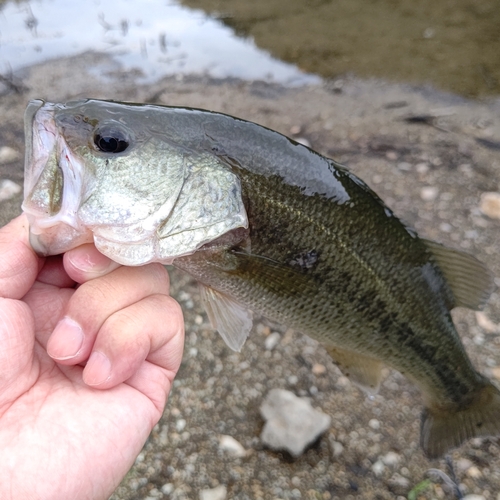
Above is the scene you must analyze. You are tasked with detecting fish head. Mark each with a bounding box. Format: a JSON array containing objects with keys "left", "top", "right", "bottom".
[{"left": 22, "top": 99, "right": 247, "bottom": 265}]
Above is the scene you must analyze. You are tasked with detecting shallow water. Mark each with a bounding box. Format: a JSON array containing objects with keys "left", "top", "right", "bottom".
[
  {"left": 0, "top": 0, "right": 318, "bottom": 86},
  {"left": 182, "top": 0, "right": 500, "bottom": 98}
]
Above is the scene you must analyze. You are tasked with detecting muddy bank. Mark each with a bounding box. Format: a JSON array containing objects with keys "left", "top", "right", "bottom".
[{"left": 1, "top": 53, "right": 500, "bottom": 499}]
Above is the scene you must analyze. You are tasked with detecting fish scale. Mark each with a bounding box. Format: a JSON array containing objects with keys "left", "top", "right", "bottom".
[{"left": 22, "top": 98, "right": 500, "bottom": 458}]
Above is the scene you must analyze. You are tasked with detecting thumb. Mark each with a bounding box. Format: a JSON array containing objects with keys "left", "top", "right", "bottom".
[
  {"left": 0, "top": 298, "right": 36, "bottom": 404},
  {"left": 0, "top": 215, "right": 41, "bottom": 300}
]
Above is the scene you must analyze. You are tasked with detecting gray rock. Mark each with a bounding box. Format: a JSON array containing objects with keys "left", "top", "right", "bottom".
[{"left": 260, "top": 389, "right": 331, "bottom": 457}]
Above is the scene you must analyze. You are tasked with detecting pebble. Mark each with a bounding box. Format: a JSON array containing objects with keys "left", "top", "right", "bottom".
[
  {"left": 415, "top": 162, "right": 429, "bottom": 174},
  {"left": 368, "top": 418, "right": 380, "bottom": 430},
  {"left": 295, "top": 137, "right": 311, "bottom": 148},
  {"left": 475, "top": 311, "right": 499, "bottom": 333},
  {"left": 456, "top": 458, "right": 473, "bottom": 473},
  {"left": 382, "top": 451, "right": 401, "bottom": 467},
  {"left": 161, "top": 483, "right": 174, "bottom": 495},
  {"left": 312, "top": 363, "right": 327, "bottom": 375},
  {"left": 330, "top": 439, "right": 344, "bottom": 457},
  {"left": 176, "top": 419, "right": 187, "bottom": 432},
  {"left": 372, "top": 460, "right": 385, "bottom": 476},
  {"left": 388, "top": 473, "right": 410, "bottom": 494},
  {"left": 219, "top": 435, "right": 247, "bottom": 458},
  {"left": 260, "top": 389, "right": 331, "bottom": 457},
  {"left": 491, "top": 367, "right": 500, "bottom": 381},
  {"left": 420, "top": 186, "right": 439, "bottom": 201},
  {"left": 479, "top": 192, "right": 500, "bottom": 219},
  {"left": 0, "top": 146, "right": 20, "bottom": 164},
  {"left": 462, "top": 495, "right": 486, "bottom": 500},
  {"left": 0, "top": 179, "right": 22, "bottom": 202},
  {"left": 466, "top": 466, "right": 482, "bottom": 478},
  {"left": 199, "top": 485, "right": 227, "bottom": 500},
  {"left": 265, "top": 332, "right": 281, "bottom": 350}
]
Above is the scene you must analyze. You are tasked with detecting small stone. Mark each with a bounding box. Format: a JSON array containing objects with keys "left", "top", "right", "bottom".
[
  {"left": 0, "top": 146, "right": 20, "bottom": 164},
  {"left": 386, "top": 151, "right": 398, "bottom": 161},
  {"left": 372, "top": 460, "right": 385, "bottom": 476},
  {"left": 456, "top": 458, "right": 473, "bottom": 473},
  {"left": 260, "top": 389, "right": 331, "bottom": 457},
  {"left": 219, "top": 435, "right": 247, "bottom": 457},
  {"left": 439, "top": 222, "right": 452, "bottom": 232},
  {"left": 383, "top": 451, "right": 401, "bottom": 467},
  {"left": 295, "top": 137, "right": 311, "bottom": 148},
  {"left": 288, "top": 375, "right": 299, "bottom": 385},
  {"left": 415, "top": 162, "right": 429, "bottom": 174},
  {"left": 491, "top": 367, "right": 500, "bottom": 380},
  {"left": 312, "top": 363, "right": 327, "bottom": 376},
  {"left": 0, "top": 179, "right": 22, "bottom": 202},
  {"left": 479, "top": 192, "right": 500, "bottom": 219},
  {"left": 330, "top": 440, "right": 344, "bottom": 457},
  {"left": 369, "top": 419, "right": 380, "bottom": 430},
  {"left": 475, "top": 311, "right": 499, "bottom": 333},
  {"left": 397, "top": 161, "right": 412, "bottom": 171},
  {"left": 290, "top": 125, "right": 302, "bottom": 135},
  {"left": 161, "top": 483, "right": 174, "bottom": 495},
  {"left": 176, "top": 419, "right": 186, "bottom": 432},
  {"left": 265, "top": 332, "right": 281, "bottom": 350},
  {"left": 465, "top": 466, "right": 482, "bottom": 478},
  {"left": 388, "top": 473, "right": 410, "bottom": 494},
  {"left": 420, "top": 186, "right": 439, "bottom": 201},
  {"left": 200, "top": 485, "right": 227, "bottom": 500},
  {"left": 462, "top": 495, "right": 486, "bottom": 500}
]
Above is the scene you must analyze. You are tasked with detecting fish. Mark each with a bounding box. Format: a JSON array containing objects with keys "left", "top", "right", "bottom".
[{"left": 22, "top": 98, "right": 500, "bottom": 459}]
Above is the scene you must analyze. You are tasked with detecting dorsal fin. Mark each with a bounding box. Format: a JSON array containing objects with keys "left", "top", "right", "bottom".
[
  {"left": 200, "top": 284, "right": 253, "bottom": 352},
  {"left": 423, "top": 238, "right": 496, "bottom": 310}
]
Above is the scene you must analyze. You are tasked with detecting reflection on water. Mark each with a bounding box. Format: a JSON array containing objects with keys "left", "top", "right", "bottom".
[
  {"left": 182, "top": 0, "right": 500, "bottom": 98},
  {"left": 0, "top": 0, "right": 319, "bottom": 85}
]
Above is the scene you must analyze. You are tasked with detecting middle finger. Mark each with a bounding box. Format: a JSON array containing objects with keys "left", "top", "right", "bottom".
[{"left": 45, "top": 263, "right": 170, "bottom": 363}]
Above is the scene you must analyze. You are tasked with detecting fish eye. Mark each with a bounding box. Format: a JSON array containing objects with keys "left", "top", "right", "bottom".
[{"left": 93, "top": 126, "right": 130, "bottom": 153}]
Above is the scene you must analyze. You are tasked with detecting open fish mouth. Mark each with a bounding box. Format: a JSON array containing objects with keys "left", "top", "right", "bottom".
[{"left": 22, "top": 100, "right": 94, "bottom": 255}]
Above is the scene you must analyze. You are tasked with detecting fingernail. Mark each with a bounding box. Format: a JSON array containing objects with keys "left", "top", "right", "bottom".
[
  {"left": 47, "top": 317, "right": 84, "bottom": 360},
  {"left": 83, "top": 351, "right": 112, "bottom": 386},
  {"left": 67, "top": 250, "right": 113, "bottom": 273}
]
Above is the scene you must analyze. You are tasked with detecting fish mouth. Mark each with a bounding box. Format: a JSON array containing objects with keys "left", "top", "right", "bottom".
[{"left": 22, "top": 100, "right": 93, "bottom": 256}]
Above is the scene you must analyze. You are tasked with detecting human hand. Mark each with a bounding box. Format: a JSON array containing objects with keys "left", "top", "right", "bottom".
[{"left": 0, "top": 215, "right": 184, "bottom": 500}]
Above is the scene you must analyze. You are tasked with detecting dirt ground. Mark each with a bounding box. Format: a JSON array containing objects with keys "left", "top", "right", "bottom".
[{"left": 1, "top": 52, "right": 500, "bottom": 499}]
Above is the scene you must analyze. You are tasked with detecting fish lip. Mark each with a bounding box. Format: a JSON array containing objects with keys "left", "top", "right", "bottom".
[{"left": 22, "top": 100, "right": 90, "bottom": 255}]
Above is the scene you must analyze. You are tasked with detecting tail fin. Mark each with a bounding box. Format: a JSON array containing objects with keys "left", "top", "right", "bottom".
[{"left": 421, "top": 383, "right": 500, "bottom": 459}]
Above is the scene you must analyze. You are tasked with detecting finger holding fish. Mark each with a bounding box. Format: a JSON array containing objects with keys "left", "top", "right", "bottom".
[
  {"left": 63, "top": 243, "right": 122, "bottom": 282},
  {"left": 82, "top": 293, "right": 184, "bottom": 393},
  {"left": 46, "top": 263, "right": 173, "bottom": 381}
]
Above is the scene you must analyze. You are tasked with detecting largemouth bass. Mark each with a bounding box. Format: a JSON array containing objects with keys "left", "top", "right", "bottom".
[{"left": 22, "top": 99, "right": 499, "bottom": 458}]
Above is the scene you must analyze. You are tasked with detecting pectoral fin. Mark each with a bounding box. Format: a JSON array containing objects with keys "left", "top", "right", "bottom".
[
  {"left": 200, "top": 284, "right": 253, "bottom": 352},
  {"left": 323, "top": 344, "right": 384, "bottom": 396},
  {"left": 423, "top": 238, "right": 495, "bottom": 310}
]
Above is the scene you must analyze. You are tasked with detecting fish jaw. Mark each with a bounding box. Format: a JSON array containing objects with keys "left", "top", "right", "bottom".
[{"left": 22, "top": 100, "right": 94, "bottom": 255}]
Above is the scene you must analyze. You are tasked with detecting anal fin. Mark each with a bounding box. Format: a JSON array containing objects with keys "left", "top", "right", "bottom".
[
  {"left": 323, "top": 344, "right": 384, "bottom": 396},
  {"left": 200, "top": 284, "right": 253, "bottom": 352}
]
